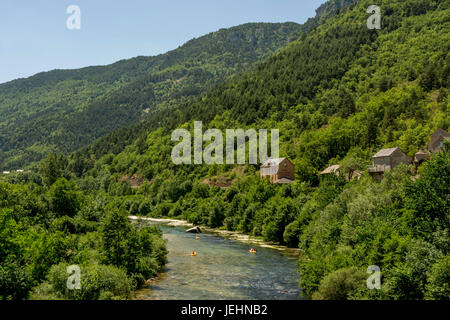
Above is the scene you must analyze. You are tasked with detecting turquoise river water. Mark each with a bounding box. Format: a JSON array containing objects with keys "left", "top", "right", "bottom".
[{"left": 135, "top": 223, "right": 301, "bottom": 300}]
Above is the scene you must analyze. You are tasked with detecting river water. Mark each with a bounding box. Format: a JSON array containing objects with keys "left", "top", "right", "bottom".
[{"left": 135, "top": 223, "right": 301, "bottom": 300}]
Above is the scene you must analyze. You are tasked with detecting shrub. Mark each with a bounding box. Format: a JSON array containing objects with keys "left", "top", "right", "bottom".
[
  {"left": 383, "top": 240, "right": 442, "bottom": 300},
  {"left": 32, "top": 263, "right": 134, "bottom": 300},
  {"left": 0, "top": 260, "right": 33, "bottom": 300},
  {"left": 425, "top": 255, "right": 450, "bottom": 300},
  {"left": 48, "top": 178, "right": 81, "bottom": 217},
  {"left": 101, "top": 209, "right": 167, "bottom": 286},
  {"left": 312, "top": 267, "right": 366, "bottom": 300},
  {"left": 283, "top": 220, "right": 301, "bottom": 248}
]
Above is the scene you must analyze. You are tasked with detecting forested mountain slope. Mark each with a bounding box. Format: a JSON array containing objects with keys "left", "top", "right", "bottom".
[
  {"left": 53, "top": 0, "right": 448, "bottom": 299},
  {"left": 73, "top": 0, "right": 448, "bottom": 174},
  {"left": 0, "top": 22, "right": 303, "bottom": 170},
  {"left": 51, "top": 0, "right": 358, "bottom": 165}
]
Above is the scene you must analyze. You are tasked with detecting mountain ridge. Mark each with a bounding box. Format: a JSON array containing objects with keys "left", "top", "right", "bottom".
[
  {"left": 1, "top": 0, "right": 359, "bottom": 170},
  {"left": 0, "top": 22, "right": 304, "bottom": 170}
]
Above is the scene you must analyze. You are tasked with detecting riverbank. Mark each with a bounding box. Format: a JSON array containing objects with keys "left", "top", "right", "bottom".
[{"left": 129, "top": 215, "right": 301, "bottom": 256}]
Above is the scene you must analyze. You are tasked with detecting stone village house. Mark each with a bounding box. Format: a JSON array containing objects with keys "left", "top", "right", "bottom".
[
  {"left": 320, "top": 164, "right": 362, "bottom": 181},
  {"left": 259, "top": 129, "right": 448, "bottom": 184},
  {"left": 428, "top": 128, "right": 450, "bottom": 153},
  {"left": 368, "top": 147, "right": 412, "bottom": 181},
  {"left": 368, "top": 128, "right": 449, "bottom": 180},
  {"left": 260, "top": 157, "right": 295, "bottom": 184}
]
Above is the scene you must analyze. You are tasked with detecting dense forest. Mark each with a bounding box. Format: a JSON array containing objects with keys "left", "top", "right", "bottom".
[
  {"left": 0, "top": 22, "right": 305, "bottom": 170},
  {"left": 1, "top": 0, "right": 449, "bottom": 300}
]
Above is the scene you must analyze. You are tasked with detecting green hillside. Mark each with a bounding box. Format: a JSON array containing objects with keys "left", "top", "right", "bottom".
[
  {"left": 58, "top": 0, "right": 447, "bottom": 299},
  {"left": 73, "top": 0, "right": 448, "bottom": 176},
  {"left": 0, "top": 22, "right": 304, "bottom": 170}
]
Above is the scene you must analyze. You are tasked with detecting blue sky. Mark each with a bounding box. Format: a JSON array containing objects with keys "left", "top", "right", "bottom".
[{"left": 0, "top": 0, "right": 327, "bottom": 84}]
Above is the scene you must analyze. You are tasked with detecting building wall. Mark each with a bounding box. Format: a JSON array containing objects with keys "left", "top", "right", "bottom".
[
  {"left": 373, "top": 156, "right": 391, "bottom": 169},
  {"left": 260, "top": 159, "right": 295, "bottom": 182},
  {"left": 429, "top": 139, "right": 446, "bottom": 153},
  {"left": 391, "top": 149, "right": 412, "bottom": 168},
  {"left": 276, "top": 159, "right": 295, "bottom": 180},
  {"left": 428, "top": 130, "right": 450, "bottom": 153},
  {"left": 261, "top": 166, "right": 278, "bottom": 176}
]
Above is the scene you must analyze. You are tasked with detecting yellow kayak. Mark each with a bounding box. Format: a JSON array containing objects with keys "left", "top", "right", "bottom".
[
  {"left": 248, "top": 249, "right": 257, "bottom": 254},
  {"left": 191, "top": 251, "right": 197, "bottom": 256}
]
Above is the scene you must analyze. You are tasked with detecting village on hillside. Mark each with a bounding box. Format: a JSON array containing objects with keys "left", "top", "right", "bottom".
[
  {"left": 260, "top": 128, "right": 450, "bottom": 184},
  {"left": 2, "top": 129, "right": 449, "bottom": 186}
]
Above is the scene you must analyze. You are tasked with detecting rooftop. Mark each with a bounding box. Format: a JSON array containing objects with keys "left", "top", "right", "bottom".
[
  {"left": 373, "top": 147, "right": 400, "bottom": 158},
  {"left": 320, "top": 165, "right": 341, "bottom": 175},
  {"left": 261, "top": 157, "right": 287, "bottom": 168},
  {"left": 415, "top": 149, "right": 430, "bottom": 155}
]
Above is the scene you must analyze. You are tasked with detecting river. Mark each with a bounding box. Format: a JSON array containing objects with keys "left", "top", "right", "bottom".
[{"left": 134, "top": 223, "right": 301, "bottom": 300}]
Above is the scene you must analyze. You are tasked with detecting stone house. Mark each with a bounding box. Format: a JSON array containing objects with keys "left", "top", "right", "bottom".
[
  {"left": 368, "top": 147, "right": 412, "bottom": 180},
  {"left": 427, "top": 128, "right": 450, "bottom": 153},
  {"left": 260, "top": 158, "right": 295, "bottom": 184}
]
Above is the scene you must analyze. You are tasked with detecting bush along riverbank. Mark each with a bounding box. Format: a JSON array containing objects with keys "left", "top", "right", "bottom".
[{"left": 0, "top": 177, "right": 168, "bottom": 300}]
